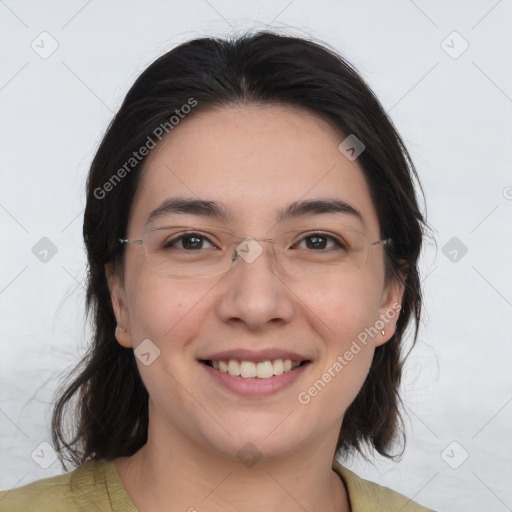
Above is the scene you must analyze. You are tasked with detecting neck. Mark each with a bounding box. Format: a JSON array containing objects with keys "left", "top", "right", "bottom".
[{"left": 113, "top": 417, "right": 349, "bottom": 512}]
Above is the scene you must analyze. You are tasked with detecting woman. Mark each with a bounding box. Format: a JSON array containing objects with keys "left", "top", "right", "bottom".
[{"left": 0, "top": 31, "right": 434, "bottom": 511}]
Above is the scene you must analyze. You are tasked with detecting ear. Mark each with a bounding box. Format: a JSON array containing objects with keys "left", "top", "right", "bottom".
[
  {"left": 105, "top": 263, "right": 134, "bottom": 348},
  {"left": 375, "top": 274, "right": 405, "bottom": 348}
]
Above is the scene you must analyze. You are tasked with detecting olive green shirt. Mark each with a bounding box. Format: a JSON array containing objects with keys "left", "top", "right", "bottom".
[{"left": 0, "top": 459, "right": 435, "bottom": 511}]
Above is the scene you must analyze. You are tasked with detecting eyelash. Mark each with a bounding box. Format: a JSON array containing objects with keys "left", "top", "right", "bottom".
[{"left": 162, "top": 231, "right": 347, "bottom": 251}]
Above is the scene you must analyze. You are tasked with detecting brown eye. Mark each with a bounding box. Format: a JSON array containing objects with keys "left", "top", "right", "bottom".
[
  {"left": 296, "top": 233, "right": 346, "bottom": 251},
  {"left": 163, "top": 232, "right": 215, "bottom": 250},
  {"left": 305, "top": 235, "right": 328, "bottom": 250}
]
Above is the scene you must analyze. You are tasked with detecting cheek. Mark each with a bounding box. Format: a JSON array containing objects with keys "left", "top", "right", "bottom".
[
  {"left": 298, "top": 273, "right": 382, "bottom": 347},
  {"left": 293, "top": 275, "right": 380, "bottom": 414},
  {"left": 124, "top": 274, "right": 208, "bottom": 402},
  {"left": 126, "top": 271, "right": 206, "bottom": 340},
  {"left": 123, "top": 272, "right": 216, "bottom": 395}
]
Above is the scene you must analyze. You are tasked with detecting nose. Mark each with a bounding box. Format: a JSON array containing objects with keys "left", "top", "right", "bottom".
[{"left": 214, "top": 238, "right": 295, "bottom": 330}]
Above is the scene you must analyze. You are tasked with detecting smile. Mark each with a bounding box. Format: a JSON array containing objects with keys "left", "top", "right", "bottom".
[{"left": 201, "top": 358, "right": 308, "bottom": 379}]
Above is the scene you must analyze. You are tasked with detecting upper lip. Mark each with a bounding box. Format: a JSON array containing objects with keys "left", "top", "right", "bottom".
[{"left": 199, "top": 349, "right": 311, "bottom": 363}]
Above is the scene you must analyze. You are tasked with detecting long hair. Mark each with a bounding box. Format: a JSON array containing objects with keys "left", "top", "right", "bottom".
[{"left": 52, "top": 31, "right": 426, "bottom": 469}]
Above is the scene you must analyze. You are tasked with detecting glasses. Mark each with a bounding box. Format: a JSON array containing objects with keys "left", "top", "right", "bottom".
[{"left": 118, "top": 224, "right": 392, "bottom": 279}]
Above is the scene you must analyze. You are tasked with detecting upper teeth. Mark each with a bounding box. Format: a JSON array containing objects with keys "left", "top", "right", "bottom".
[{"left": 211, "top": 359, "right": 302, "bottom": 379}]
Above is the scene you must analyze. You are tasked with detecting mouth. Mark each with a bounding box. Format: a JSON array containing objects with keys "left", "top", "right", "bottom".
[{"left": 200, "top": 358, "right": 311, "bottom": 379}]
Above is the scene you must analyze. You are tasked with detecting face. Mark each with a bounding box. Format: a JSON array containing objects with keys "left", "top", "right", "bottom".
[{"left": 108, "top": 105, "right": 403, "bottom": 460}]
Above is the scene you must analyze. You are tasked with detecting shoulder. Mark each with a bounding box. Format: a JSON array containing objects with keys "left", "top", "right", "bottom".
[
  {"left": 332, "top": 460, "right": 436, "bottom": 512},
  {"left": 0, "top": 459, "right": 136, "bottom": 512}
]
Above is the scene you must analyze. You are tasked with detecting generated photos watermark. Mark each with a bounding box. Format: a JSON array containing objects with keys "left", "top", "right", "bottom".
[
  {"left": 94, "top": 97, "right": 198, "bottom": 200},
  {"left": 297, "top": 302, "right": 401, "bottom": 405}
]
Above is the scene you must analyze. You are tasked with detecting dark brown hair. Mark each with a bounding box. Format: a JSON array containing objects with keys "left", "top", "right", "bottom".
[{"left": 52, "top": 31, "right": 426, "bottom": 469}]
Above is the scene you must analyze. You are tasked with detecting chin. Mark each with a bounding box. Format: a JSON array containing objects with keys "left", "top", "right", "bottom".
[{"left": 196, "top": 414, "right": 313, "bottom": 463}]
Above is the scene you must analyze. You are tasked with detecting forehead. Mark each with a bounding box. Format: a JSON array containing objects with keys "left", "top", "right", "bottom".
[{"left": 128, "top": 105, "right": 380, "bottom": 235}]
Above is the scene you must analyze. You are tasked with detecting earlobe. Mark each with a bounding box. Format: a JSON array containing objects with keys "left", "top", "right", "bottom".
[
  {"left": 105, "top": 263, "right": 133, "bottom": 348},
  {"left": 115, "top": 325, "right": 131, "bottom": 348}
]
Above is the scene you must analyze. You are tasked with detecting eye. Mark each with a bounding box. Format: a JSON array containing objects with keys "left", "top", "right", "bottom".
[
  {"left": 162, "top": 231, "right": 217, "bottom": 251},
  {"left": 294, "top": 232, "right": 347, "bottom": 251}
]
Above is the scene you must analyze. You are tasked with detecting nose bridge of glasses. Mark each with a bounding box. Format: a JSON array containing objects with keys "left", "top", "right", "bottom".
[{"left": 232, "top": 235, "right": 277, "bottom": 266}]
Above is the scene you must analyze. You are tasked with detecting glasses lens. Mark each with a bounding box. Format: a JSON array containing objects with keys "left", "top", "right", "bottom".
[
  {"left": 275, "top": 226, "right": 369, "bottom": 275},
  {"left": 140, "top": 225, "right": 375, "bottom": 278},
  {"left": 143, "top": 226, "right": 233, "bottom": 278}
]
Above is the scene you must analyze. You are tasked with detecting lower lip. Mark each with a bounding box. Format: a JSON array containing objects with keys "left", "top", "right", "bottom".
[{"left": 200, "top": 362, "right": 311, "bottom": 397}]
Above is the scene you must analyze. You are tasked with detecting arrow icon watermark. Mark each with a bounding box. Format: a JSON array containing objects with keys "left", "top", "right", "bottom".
[
  {"left": 134, "top": 338, "right": 161, "bottom": 366},
  {"left": 31, "top": 237, "right": 58, "bottom": 263},
  {"left": 338, "top": 134, "right": 365, "bottom": 161}
]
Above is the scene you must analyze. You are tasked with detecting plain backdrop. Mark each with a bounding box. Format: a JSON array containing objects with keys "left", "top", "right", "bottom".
[{"left": 1, "top": 1, "right": 511, "bottom": 511}]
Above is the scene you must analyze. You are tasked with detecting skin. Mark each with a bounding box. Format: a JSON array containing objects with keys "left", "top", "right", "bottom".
[{"left": 108, "top": 105, "right": 404, "bottom": 512}]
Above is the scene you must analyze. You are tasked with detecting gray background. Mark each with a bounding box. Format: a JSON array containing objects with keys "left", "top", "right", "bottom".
[{"left": 1, "top": 1, "right": 511, "bottom": 510}]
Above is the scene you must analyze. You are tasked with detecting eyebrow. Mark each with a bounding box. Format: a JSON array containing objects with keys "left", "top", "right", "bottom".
[
  {"left": 277, "top": 198, "right": 363, "bottom": 225},
  {"left": 145, "top": 198, "right": 232, "bottom": 227},
  {"left": 145, "top": 197, "right": 364, "bottom": 227}
]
